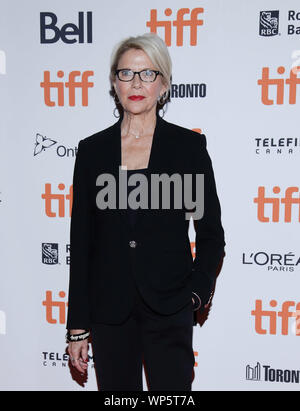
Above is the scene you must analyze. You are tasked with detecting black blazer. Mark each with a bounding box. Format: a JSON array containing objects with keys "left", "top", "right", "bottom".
[{"left": 66, "top": 113, "right": 225, "bottom": 329}]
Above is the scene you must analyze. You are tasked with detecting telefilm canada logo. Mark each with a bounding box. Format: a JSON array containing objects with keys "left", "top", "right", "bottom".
[
  {"left": 259, "top": 11, "right": 279, "bottom": 36},
  {"left": 42, "top": 351, "right": 95, "bottom": 369},
  {"left": 42, "top": 351, "right": 70, "bottom": 368},
  {"left": 246, "top": 362, "right": 300, "bottom": 384},
  {"left": 254, "top": 137, "right": 300, "bottom": 155}
]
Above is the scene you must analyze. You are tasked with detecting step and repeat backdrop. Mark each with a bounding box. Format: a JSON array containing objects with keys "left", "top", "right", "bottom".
[{"left": 0, "top": 0, "right": 299, "bottom": 391}]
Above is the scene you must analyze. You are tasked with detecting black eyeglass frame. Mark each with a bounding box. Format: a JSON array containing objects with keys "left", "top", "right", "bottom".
[{"left": 115, "top": 69, "right": 163, "bottom": 82}]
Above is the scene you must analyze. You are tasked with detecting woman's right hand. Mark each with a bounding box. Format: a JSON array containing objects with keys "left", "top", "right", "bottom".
[{"left": 67, "top": 329, "right": 89, "bottom": 374}]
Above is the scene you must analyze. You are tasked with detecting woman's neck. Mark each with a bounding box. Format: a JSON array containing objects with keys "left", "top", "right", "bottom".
[{"left": 121, "top": 110, "right": 157, "bottom": 138}]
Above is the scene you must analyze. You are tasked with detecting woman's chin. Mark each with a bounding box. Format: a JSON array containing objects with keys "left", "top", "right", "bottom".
[{"left": 123, "top": 104, "right": 156, "bottom": 117}]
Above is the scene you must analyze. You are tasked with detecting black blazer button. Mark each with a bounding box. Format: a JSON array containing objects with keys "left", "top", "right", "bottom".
[{"left": 129, "top": 240, "right": 137, "bottom": 248}]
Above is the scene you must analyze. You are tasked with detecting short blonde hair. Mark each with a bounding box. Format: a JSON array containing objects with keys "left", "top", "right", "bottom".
[{"left": 109, "top": 33, "right": 172, "bottom": 103}]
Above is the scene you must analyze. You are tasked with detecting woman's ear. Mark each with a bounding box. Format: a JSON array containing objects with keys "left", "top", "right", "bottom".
[
  {"left": 112, "top": 76, "right": 117, "bottom": 93},
  {"left": 112, "top": 84, "right": 118, "bottom": 99},
  {"left": 161, "top": 82, "right": 168, "bottom": 98}
]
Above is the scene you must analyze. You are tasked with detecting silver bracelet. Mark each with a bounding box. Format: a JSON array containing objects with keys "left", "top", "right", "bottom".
[
  {"left": 66, "top": 330, "right": 90, "bottom": 343},
  {"left": 192, "top": 292, "right": 202, "bottom": 311}
]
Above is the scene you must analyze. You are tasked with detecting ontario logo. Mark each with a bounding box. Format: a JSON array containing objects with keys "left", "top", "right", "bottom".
[
  {"left": 34, "top": 133, "right": 57, "bottom": 156},
  {"left": 34, "top": 133, "right": 78, "bottom": 158}
]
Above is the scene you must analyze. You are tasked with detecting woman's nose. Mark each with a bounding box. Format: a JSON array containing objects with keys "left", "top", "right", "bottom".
[{"left": 132, "top": 73, "right": 142, "bottom": 88}]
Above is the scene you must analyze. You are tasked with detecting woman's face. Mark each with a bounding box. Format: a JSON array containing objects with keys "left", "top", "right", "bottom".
[{"left": 113, "top": 48, "right": 167, "bottom": 117}]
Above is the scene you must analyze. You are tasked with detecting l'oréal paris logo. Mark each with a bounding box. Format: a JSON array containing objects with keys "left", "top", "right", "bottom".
[{"left": 242, "top": 251, "right": 300, "bottom": 272}]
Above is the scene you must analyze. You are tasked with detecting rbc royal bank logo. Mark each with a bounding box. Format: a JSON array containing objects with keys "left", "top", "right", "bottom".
[
  {"left": 42, "top": 243, "right": 59, "bottom": 265},
  {"left": 259, "top": 11, "right": 279, "bottom": 36}
]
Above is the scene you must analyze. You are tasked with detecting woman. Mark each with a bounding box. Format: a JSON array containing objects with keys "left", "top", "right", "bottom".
[{"left": 66, "top": 33, "right": 225, "bottom": 391}]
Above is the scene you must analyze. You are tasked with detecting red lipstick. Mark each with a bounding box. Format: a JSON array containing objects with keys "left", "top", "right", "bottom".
[{"left": 129, "top": 95, "right": 145, "bottom": 101}]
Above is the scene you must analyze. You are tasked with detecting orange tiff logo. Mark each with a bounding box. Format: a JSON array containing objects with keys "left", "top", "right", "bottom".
[
  {"left": 254, "top": 186, "right": 300, "bottom": 222},
  {"left": 42, "top": 183, "right": 73, "bottom": 217},
  {"left": 258, "top": 66, "right": 300, "bottom": 105},
  {"left": 146, "top": 8, "right": 204, "bottom": 46},
  {"left": 43, "top": 291, "right": 68, "bottom": 325},
  {"left": 40, "top": 70, "right": 94, "bottom": 106},
  {"left": 251, "top": 300, "right": 300, "bottom": 336}
]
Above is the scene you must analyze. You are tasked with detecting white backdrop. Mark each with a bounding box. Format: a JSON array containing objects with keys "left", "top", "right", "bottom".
[{"left": 0, "top": 0, "right": 299, "bottom": 391}]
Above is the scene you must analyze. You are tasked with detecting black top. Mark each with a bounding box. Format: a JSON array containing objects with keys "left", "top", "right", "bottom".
[{"left": 126, "top": 168, "right": 148, "bottom": 228}]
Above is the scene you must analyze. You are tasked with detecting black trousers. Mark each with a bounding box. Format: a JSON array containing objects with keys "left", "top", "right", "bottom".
[{"left": 91, "top": 281, "right": 195, "bottom": 391}]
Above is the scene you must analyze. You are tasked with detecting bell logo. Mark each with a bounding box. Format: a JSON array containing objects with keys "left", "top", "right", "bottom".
[
  {"left": 251, "top": 300, "right": 300, "bottom": 336},
  {"left": 254, "top": 186, "right": 300, "bottom": 223},
  {"left": 40, "top": 12, "right": 92, "bottom": 44},
  {"left": 41, "top": 183, "right": 73, "bottom": 218},
  {"left": 146, "top": 8, "right": 204, "bottom": 46},
  {"left": 258, "top": 66, "right": 300, "bottom": 105},
  {"left": 40, "top": 70, "right": 94, "bottom": 107}
]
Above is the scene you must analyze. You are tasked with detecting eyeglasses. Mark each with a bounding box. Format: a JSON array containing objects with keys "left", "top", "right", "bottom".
[{"left": 115, "top": 69, "right": 162, "bottom": 83}]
